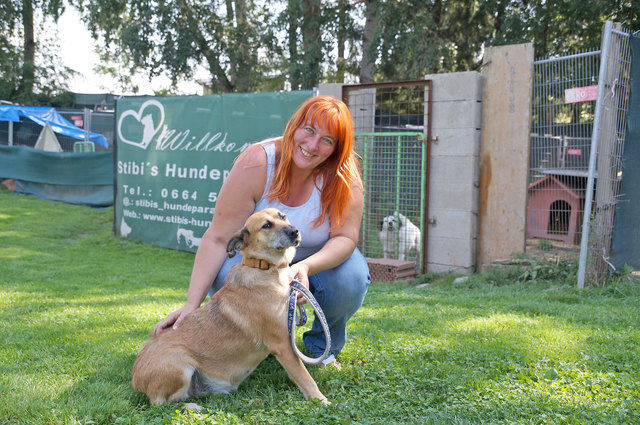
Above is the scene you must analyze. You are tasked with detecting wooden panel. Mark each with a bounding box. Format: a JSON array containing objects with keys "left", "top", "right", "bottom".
[{"left": 477, "top": 43, "right": 534, "bottom": 268}]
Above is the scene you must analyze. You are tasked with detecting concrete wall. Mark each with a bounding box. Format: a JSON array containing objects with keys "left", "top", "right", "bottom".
[
  {"left": 318, "top": 83, "right": 343, "bottom": 101},
  {"left": 321, "top": 46, "right": 532, "bottom": 274},
  {"left": 423, "top": 72, "right": 483, "bottom": 274}
]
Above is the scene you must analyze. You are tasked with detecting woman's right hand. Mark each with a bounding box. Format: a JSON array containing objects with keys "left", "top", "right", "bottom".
[{"left": 153, "top": 304, "right": 197, "bottom": 335}]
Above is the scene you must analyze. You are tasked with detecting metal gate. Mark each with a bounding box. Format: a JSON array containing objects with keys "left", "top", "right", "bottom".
[
  {"left": 342, "top": 81, "right": 432, "bottom": 273},
  {"left": 578, "top": 23, "right": 633, "bottom": 286},
  {"left": 527, "top": 51, "right": 600, "bottom": 246},
  {"left": 528, "top": 22, "right": 633, "bottom": 286}
]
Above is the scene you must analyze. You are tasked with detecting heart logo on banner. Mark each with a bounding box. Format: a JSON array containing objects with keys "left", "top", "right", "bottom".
[{"left": 117, "top": 100, "right": 165, "bottom": 150}]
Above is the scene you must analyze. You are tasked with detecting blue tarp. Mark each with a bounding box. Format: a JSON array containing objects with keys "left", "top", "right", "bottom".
[{"left": 0, "top": 105, "right": 109, "bottom": 148}]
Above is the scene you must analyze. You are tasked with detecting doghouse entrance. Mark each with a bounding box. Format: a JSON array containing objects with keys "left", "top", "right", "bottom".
[{"left": 548, "top": 200, "right": 571, "bottom": 235}]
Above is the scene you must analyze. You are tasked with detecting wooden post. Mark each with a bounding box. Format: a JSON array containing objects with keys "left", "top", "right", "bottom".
[{"left": 477, "top": 43, "right": 534, "bottom": 268}]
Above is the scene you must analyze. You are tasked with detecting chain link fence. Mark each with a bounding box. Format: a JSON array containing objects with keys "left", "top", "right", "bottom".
[{"left": 0, "top": 109, "right": 114, "bottom": 152}]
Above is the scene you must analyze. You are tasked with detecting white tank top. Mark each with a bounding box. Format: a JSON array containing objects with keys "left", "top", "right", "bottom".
[{"left": 253, "top": 141, "right": 330, "bottom": 262}]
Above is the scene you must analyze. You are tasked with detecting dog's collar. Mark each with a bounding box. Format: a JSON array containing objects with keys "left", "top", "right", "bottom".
[{"left": 242, "top": 257, "right": 287, "bottom": 270}]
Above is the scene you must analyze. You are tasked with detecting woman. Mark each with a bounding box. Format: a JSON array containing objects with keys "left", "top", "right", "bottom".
[{"left": 154, "top": 95, "right": 370, "bottom": 366}]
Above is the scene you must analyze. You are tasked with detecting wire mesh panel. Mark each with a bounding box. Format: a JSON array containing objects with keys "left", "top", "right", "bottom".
[
  {"left": 356, "top": 133, "right": 426, "bottom": 271},
  {"left": 581, "top": 24, "right": 633, "bottom": 284},
  {"left": 58, "top": 110, "right": 115, "bottom": 150},
  {"left": 0, "top": 110, "right": 114, "bottom": 151},
  {"left": 528, "top": 50, "right": 601, "bottom": 246},
  {"left": 343, "top": 81, "right": 432, "bottom": 273}
]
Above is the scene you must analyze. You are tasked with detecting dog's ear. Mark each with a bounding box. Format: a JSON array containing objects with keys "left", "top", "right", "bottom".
[
  {"left": 226, "top": 228, "right": 249, "bottom": 257},
  {"left": 379, "top": 219, "right": 384, "bottom": 231}
]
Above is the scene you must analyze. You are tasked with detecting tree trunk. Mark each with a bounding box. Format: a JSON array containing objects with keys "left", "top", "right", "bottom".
[
  {"left": 288, "top": 0, "right": 301, "bottom": 89},
  {"left": 336, "top": 0, "right": 347, "bottom": 83},
  {"left": 235, "top": 0, "right": 247, "bottom": 22},
  {"left": 359, "top": 0, "right": 376, "bottom": 84},
  {"left": 302, "top": 0, "right": 322, "bottom": 89},
  {"left": 21, "top": 0, "right": 35, "bottom": 98},
  {"left": 225, "top": 0, "right": 234, "bottom": 20},
  {"left": 180, "top": 0, "right": 234, "bottom": 92}
]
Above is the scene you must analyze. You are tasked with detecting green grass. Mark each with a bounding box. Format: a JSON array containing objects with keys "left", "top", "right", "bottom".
[{"left": 1, "top": 186, "right": 639, "bottom": 425}]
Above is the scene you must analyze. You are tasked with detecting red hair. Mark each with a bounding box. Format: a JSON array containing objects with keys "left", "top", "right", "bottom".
[{"left": 269, "top": 95, "right": 363, "bottom": 228}]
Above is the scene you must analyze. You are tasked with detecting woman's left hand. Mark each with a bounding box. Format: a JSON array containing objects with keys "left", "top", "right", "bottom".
[{"left": 289, "top": 262, "right": 310, "bottom": 305}]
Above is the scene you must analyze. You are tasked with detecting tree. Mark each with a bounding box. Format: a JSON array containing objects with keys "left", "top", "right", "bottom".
[
  {"left": 0, "top": 0, "right": 73, "bottom": 104},
  {"left": 359, "top": 0, "right": 376, "bottom": 83},
  {"left": 280, "top": 0, "right": 332, "bottom": 90},
  {"left": 480, "top": 0, "right": 640, "bottom": 58},
  {"left": 9, "top": 0, "right": 639, "bottom": 101},
  {"left": 73, "top": 0, "right": 274, "bottom": 94}
]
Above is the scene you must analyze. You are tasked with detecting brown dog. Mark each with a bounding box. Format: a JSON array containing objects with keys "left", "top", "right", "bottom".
[{"left": 131, "top": 208, "right": 328, "bottom": 405}]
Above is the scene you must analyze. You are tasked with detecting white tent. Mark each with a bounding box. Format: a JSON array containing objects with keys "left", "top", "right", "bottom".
[{"left": 34, "top": 122, "right": 63, "bottom": 152}]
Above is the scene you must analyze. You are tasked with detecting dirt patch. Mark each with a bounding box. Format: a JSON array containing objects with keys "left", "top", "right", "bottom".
[
  {"left": 1, "top": 179, "right": 17, "bottom": 191},
  {"left": 524, "top": 238, "right": 579, "bottom": 263}
]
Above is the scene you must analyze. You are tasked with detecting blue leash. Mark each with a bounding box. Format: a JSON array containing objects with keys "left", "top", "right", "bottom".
[{"left": 287, "top": 280, "right": 331, "bottom": 365}]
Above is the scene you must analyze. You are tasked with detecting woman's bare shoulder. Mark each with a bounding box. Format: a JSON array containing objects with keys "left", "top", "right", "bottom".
[{"left": 235, "top": 143, "right": 268, "bottom": 167}]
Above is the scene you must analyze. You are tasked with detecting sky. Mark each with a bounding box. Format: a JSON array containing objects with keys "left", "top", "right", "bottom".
[{"left": 56, "top": 7, "right": 206, "bottom": 96}]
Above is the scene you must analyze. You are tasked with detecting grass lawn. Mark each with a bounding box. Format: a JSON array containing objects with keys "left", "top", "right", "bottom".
[{"left": 1, "top": 186, "right": 639, "bottom": 425}]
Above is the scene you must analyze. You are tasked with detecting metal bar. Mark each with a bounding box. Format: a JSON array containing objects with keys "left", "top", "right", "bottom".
[
  {"left": 422, "top": 81, "right": 433, "bottom": 274},
  {"left": 343, "top": 79, "right": 432, "bottom": 91},
  {"left": 577, "top": 21, "right": 613, "bottom": 289},
  {"left": 612, "top": 29, "right": 631, "bottom": 37},
  {"left": 8, "top": 121, "right": 13, "bottom": 146},
  {"left": 362, "top": 134, "right": 370, "bottom": 257},
  {"left": 419, "top": 135, "right": 427, "bottom": 272},
  {"left": 395, "top": 135, "right": 402, "bottom": 257},
  {"left": 355, "top": 132, "right": 423, "bottom": 137},
  {"left": 534, "top": 50, "right": 600, "bottom": 65}
]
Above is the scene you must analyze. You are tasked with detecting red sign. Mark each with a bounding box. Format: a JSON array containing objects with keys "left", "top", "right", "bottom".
[
  {"left": 564, "top": 85, "right": 598, "bottom": 104},
  {"left": 70, "top": 115, "right": 83, "bottom": 127},
  {"left": 568, "top": 149, "right": 582, "bottom": 156}
]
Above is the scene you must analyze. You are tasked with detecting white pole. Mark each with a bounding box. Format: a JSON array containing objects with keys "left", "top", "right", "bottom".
[
  {"left": 577, "top": 21, "right": 613, "bottom": 289},
  {"left": 84, "top": 108, "right": 91, "bottom": 142},
  {"left": 8, "top": 121, "right": 13, "bottom": 146}
]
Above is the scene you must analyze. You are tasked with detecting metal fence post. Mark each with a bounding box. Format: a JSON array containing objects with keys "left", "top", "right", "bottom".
[{"left": 577, "top": 21, "right": 613, "bottom": 289}]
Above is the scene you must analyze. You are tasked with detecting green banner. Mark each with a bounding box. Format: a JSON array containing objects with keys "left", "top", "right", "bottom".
[{"left": 114, "top": 91, "right": 312, "bottom": 252}]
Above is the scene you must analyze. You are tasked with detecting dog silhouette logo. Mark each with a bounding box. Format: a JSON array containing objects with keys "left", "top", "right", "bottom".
[{"left": 117, "top": 100, "right": 165, "bottom": 150}]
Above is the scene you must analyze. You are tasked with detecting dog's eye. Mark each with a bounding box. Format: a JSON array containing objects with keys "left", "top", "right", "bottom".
[{"left": 262, "top": 221, "right": 272, "bottom": 229}]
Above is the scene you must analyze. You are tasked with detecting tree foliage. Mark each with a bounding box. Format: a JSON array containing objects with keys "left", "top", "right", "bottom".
[
  {"left": 5, "top": 0, "right": 640, "bottom": 100},
  {"left": 72, "top": 0, "right": 274, "bottom": 93},
  {"left": 0, "top": 0, "right": 75, "bottom": 105}
]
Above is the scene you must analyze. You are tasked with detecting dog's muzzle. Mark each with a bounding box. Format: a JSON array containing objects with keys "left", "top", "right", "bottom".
[{"left": 277, "top": 225, "right": 301, "bottom": 249}]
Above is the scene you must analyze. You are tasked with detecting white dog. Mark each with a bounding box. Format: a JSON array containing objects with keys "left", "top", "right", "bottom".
[{"left": 379, "top": 212, "right": 421, "bottom": 261}]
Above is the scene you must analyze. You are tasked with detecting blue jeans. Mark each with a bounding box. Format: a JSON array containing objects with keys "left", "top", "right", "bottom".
[{"left": 210, "top": 248, "right": 371, "bottom": 357}]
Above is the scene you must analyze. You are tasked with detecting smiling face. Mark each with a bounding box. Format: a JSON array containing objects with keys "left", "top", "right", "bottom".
[{"left": 291, "top": 121, "right": 337, "bottom": 172}]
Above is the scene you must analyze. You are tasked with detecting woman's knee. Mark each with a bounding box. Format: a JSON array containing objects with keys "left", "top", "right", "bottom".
[
  {"left": 332, "top": 249, "right": 370, "bottom": 293},
  {"left": 311, "top": 249, "right": 370, "bottom": 315}
]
